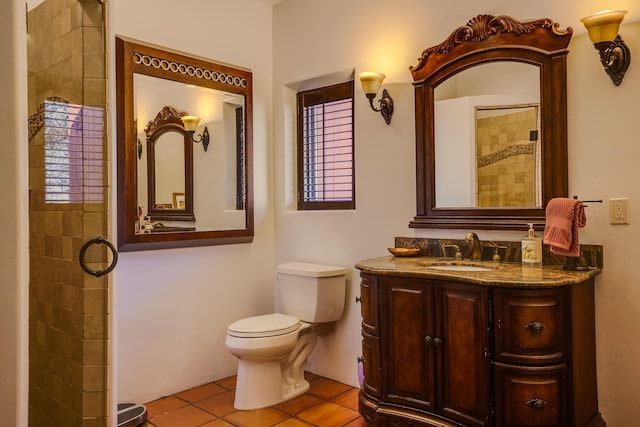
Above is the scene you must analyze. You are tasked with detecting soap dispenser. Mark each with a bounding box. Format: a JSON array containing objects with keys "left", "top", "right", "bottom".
[{"left": 521, "top": 223, "right": 542, "bottom": 265}]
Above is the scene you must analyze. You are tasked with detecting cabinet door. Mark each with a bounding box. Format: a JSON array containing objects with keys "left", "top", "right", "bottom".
[
  {"left": 382, "top": 276, "right": 435, "bottom": 410},
  {"left": 361, "top": 331, "right": 381, "bottom": 397},
  {"left": 494, "top": 362, "right": 567, "bottom": 427},
  {"left": 493, "top": 288, "right": 566, "bottom": 365},
  {"left": 436, "top": 281, "right": 490, "bottom": 427},
  {"left": 360, "top": 273, "right": 379, "bottom": 335}
]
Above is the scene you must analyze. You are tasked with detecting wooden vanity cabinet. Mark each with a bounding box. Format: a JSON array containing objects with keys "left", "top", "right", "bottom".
[{"left": 358, "top": 273, "right": 605, "bottom": 427}]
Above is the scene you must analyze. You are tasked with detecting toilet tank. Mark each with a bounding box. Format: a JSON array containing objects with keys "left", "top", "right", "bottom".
[{"left": 277, "top": 261, "right": 347, "bottom": 323}]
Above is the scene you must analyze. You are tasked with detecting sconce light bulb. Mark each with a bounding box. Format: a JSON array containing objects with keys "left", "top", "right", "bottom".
[
  {"left": 581, "top": 10, "right": 627, "bottom": 44},
  {"left": 359, "top": 72, "right": 385, "bottom": 96},
  {"left": 180, "top": 115, "right": 201, "bottom": 132}
]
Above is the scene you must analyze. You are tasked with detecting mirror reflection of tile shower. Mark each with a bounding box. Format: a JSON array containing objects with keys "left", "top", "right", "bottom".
[{"left": 475, "top": 105, "right": 540, "bottom": 207}]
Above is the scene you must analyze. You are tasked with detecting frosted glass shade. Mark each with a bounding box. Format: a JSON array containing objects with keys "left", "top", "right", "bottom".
[
  {"left": 581, "top": 10, "right": 627, "bottom": 44},
  {"left": 359, "top": 72, "right": 385, "bottom": 95},
  {"left": 180, "top": 115, "right": 201, "bottom": 132}
]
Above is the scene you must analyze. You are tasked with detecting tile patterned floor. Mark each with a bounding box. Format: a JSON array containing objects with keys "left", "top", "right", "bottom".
[{"left": 141, "top": 372, "right": 370, "bottom": 427}]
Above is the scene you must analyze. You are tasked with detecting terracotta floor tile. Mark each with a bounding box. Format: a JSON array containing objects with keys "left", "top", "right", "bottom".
[
  {"left": 297, "top": 401, "right": 360, "bottom": 427},
  {"left": 304, "top": 371, "right": 319, "bottom": 382},
  {"left": 150, "top": 405, "right": 216, "bottom": 427},
  {"left": 344, "top": 416, "right": 372, "bottom": 426},
  {"left": 143, "top": 373, "right": 367, "bottom": 427},
  {"left": 214, "top": 375, "right": 237, "bottom": 390},
  {"left": 331, "top": 388, "right": 360, "bottom": 411},
  {"left": 273, "top": 419, "right": 317, "bottom": 426},
  {"left": 223, "top": 407, "right": 289, "bottom": 427},
  {"left": 144, "top": 395, "right": 189, "bottom": 418},
  {"left": 307, "top": 377, "right": 353, "bottom": 400},
  {"left": 273, "top": 393, "right": 324, "bottom": 415},
  {"left": 176, "top": 382, "right": 227, "bottom": 403},
  {"left": 194, "top": 390, "right": 237, "bottom": 417},
  {"left": 200, "top": 420, "right": 236, "bottom": 426}
]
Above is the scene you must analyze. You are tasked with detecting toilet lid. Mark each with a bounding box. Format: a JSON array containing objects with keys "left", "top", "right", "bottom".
[{"left": 228, "top": 313, "right": 300, "bottom": 338}]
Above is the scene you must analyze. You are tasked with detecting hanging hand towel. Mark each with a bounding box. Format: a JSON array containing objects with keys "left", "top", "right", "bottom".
[{"left": 543, "top": 198, "right": 586, "bottom": 257}]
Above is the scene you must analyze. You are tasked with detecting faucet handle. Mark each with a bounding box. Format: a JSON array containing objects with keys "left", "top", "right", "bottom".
[
  {"left": 443, "top": 244, "right": 462, "bottom": 259},
  {"left": 492, "top": 245, "right": 508, "bottom": 262}
]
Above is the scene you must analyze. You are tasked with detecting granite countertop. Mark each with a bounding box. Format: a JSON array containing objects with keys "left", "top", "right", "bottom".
[{"left": 356, "top": 255, "right": 601, "bottom": 288}]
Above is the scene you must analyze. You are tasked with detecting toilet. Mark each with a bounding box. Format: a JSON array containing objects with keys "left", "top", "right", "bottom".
[{"left": 225, "top": 261, "right": 348, "bottom": 410}]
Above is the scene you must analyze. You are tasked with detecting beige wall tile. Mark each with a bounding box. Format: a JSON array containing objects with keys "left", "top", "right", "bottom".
[{"left": 82, "top": 365, "right": 106, "bottom": 392}]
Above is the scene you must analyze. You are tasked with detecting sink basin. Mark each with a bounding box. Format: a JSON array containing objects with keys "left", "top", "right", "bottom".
[
  {"left": 421, "top": 260, "right": 499, "bottom": 272},
  {"left": 426, "top": 265, "right": 495, "bottom": 272}
]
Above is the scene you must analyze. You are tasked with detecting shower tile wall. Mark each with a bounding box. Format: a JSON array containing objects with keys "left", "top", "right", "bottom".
[
  {"left": 27, "top": 1, "right": 109, "bottom": 426},
  {"left": 475, "top": 108, "right": 537, "bottom": 207}
]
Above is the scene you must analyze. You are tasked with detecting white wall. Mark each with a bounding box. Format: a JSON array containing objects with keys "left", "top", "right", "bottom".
[
  {"left": 273, "top": 0, "right": 640, "bottom": 425},
  {"left": 111, "top": 0, "right": 275, "bottom": 404},
  {"left": 0, "top": 0, "right": 29, "bottom": 425}
]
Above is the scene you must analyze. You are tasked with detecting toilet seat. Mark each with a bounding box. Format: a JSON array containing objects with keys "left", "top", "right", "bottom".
[{"left": 228, "top": 313, "right": 300, "bottom": 338}]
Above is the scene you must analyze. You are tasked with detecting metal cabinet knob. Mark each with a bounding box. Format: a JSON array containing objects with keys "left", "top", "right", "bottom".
[
  {"left": 355, "top": 296, "right": 364, "bottom": 303},
  {"left": 425, "top": 336, "right": 442, "bottom": 346},
  {"left": 525, "top": 321, "right": 546, "bottom": 334},
  {"left": 526, "top": 398, "right": 547, "bottom": 410},
  {"left": 357, "top": 356, "right": 365, "bottom": 363}
]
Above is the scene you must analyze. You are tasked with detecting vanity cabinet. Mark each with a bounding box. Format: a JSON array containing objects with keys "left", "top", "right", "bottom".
[{"left": 357, "top": 270, "right": 605, "bottom": 427}]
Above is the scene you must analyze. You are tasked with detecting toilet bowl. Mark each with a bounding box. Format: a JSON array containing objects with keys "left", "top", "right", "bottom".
[
  {"left": 226, "top": 313, "right": 316, "bottom": 409},
  {"left": 225, "top": 261, "right": 347, "bottom": 410}
]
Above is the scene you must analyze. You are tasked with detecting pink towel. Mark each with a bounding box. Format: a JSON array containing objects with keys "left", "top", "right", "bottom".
[{"left": 543, "top": 198, "right": 586, "bottom": 257}]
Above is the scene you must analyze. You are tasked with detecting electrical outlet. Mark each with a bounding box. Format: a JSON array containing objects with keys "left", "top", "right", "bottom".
[{"left": 610, "top": 198, "right": 630, "bottom": 224}]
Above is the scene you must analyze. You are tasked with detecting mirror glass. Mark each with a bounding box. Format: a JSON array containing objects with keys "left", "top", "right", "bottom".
[
  {"left": 135, "top": 75, "right": 245, "bottom": 230},
  {"left": 153, "top": 132, "right": 185, "bottom": 209},
  {"left": 117, "top": 37, "right": 253, "bottom": 250},
  {"left": 154, "top": 132, "right": 185, "bottom": 206},
  {"left": 434, "top": 62, "right": 540, "bottom": 208}
]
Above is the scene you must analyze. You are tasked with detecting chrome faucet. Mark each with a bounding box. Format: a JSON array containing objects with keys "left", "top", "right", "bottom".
[{"left": 464, "top": 232, "right": 482, "bottom": 261}]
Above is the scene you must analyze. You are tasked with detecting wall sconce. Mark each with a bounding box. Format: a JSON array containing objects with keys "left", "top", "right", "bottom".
[
  {"left": 359, "top": 72, "right": 394, "bottom": 125},
  {"left": 581, "top": 10, "right": 631, "bottom": 86},
  {"left": 180, "top": 115, "right": 210, "bottom": 151}
]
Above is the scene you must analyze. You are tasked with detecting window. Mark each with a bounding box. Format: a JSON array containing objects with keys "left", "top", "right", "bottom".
[
  {"left": 44, "top": 100, "right": 104, "bottom": 204},
  {"left": 297, "top": 81, "right": 354, "bottom": 210}
]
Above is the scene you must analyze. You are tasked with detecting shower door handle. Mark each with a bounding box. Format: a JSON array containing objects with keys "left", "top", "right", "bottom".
[{"left": 79, "top": 236, "right": 118, "bottom": 277}]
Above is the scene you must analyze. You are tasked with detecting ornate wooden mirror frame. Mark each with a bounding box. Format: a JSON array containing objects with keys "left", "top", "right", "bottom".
[
  {"left": 410, "top": 15, "right": 573, "bottom": 230},
  {"left": 116, "top": 36, "right": 254, "bottom": 250},
  {"left": 145, "top": 106, "right": 195, "bottom": 222}
]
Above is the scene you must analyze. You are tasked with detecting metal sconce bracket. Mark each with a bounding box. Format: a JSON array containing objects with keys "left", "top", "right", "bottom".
[
  {"left": 366, "top": 89, "right": 394, "bottom": 125},
  {"left": 189, "top": 127, "right": 210, "bottom": 152},
  {"left": 594, "top": 35, "right": 631, "bottom": 86}
]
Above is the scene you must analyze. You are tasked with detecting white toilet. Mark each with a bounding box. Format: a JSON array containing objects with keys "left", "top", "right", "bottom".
[{"left": 225, "top": 261, "right": 347, "bottom": 410}]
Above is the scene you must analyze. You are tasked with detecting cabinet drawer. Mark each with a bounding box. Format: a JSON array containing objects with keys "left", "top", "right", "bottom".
[
  {"left": 361, "top": 331, "right": 381, "bottom": 398},
  {"left": 493, "top": 288, "right": 566, "bottom": 364},
  {"left": 494, "top": 363, "right": 567, "bottom": 427},
  {"left": 359, "top": 273, "right": 379, "bottom": 334}
]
